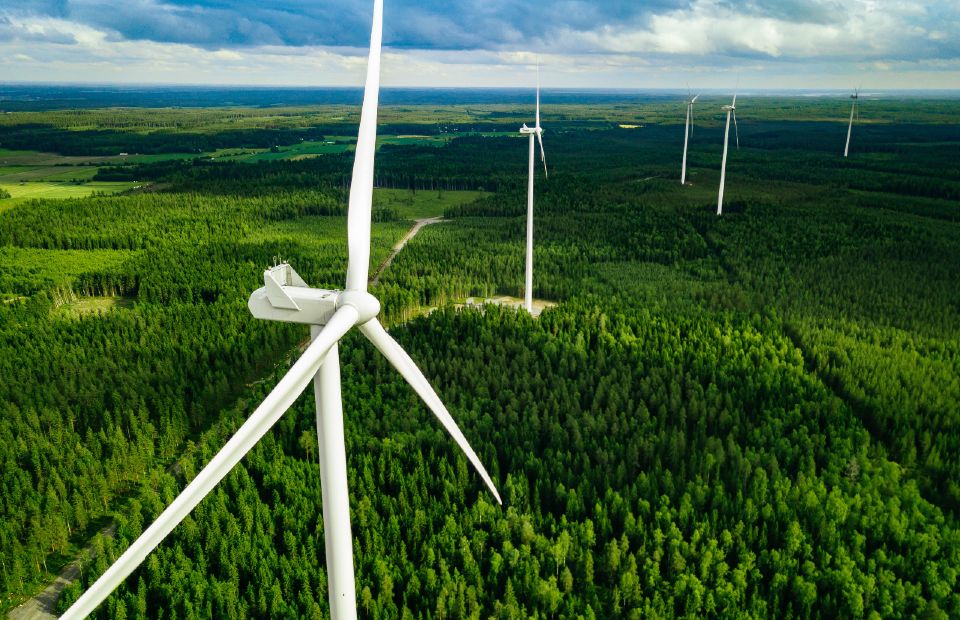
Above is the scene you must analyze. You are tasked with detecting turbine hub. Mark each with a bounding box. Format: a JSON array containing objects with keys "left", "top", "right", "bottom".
[{"left": 338, "top": 290, "right": 381, "bottom": 325}]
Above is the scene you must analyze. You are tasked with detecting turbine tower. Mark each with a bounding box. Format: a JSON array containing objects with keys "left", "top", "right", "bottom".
[
  {"left": 716, "top": 93, "right": 739, "bottom": 216},
  {"left": 60, "top": 2, "right": 501, "bottom": 618},
  {"left": 519, "top": 65, "right": 548, "bottom": 314},
  {"left": 844, "top": 88, "right": 859, "bottom": 158},
  {"left": 681, "top": 91, "right": 699, "bottom": 185}
]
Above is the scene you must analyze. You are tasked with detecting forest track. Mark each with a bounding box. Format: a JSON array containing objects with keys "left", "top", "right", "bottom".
[
  {"left": 7, "top": 524, "right": 116, "bottom": 620},
  {"left": 370, "top": 217, "right": 446, "bottom": 286},
  {"left": 9, "top": 449, "right": 192, "bottom": 619}
]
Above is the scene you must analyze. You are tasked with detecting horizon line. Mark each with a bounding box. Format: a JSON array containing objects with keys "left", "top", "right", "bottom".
[{"left": 3, "top": 81, "right": 960, "bottom": 95}]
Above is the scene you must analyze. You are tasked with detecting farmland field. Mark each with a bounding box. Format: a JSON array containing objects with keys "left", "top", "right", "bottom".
[{"left": 0, "top": 181, "right": 139, "bottom": 203}]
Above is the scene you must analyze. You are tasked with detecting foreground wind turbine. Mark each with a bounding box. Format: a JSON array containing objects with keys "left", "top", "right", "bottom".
[
  {"left": 681, "top": 91, "right": 699, "bottom": 185},
  {"left": 844, "top": 87, "right": 859, "bottom": 157},
  {"left": 716, "top": 93, "right": 739, "bottom": 216},
  {"left": 519, "top": 65, "right": 547, "bottom": 314},
  {"left": 61, "top": 2, "right": 500, "bottom": 618}
]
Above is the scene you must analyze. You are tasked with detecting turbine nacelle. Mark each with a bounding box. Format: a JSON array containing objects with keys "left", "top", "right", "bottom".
[{"left": 248, "top": 264, "right": 381, "bottom": 327}]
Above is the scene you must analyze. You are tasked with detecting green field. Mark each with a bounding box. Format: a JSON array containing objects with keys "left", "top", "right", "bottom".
[
  {"left": 0, "top": 166, "right": 102, "bottom": 183},
  {"left": 240, "top": 139, "right": 354, "bottom": 162},
  {"left": 0, "top": 181, "right": 139, "bottom": 203}
]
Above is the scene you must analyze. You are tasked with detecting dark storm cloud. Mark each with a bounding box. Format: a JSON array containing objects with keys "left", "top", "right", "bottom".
[{"left": 4, "top": 0, "right": 687, "bottom": 49}]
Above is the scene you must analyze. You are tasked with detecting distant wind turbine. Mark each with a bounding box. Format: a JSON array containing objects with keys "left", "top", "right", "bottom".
[
  {"left": 681, "top": 91, "right": 700, "bottom": 185},
  {"left": 716, "top": 93, "right": 739, "bottom": 216},
  {"left": 519, "top": 64, "right": 548, "bottom": 314},
  {"left": 60, "top": 2, "right": 501, "bottom": 618},
  {"left": 844, "top": 87, "right": 860, "bottom": 157}
]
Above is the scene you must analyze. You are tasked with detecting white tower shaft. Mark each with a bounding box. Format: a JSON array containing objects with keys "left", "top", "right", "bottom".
[
  {"left": 717, "top": 108, "right": 733, "bottom": 216},
  {"left": 681, "top": 103, "right": 691, "bottom": 185},
  {"left": 524, "top": 133, "right": 535, "bottom": 313},
  {"left": 844, "top": 99, "right": 856, "bottom": 158},
  {"left": 311, "top": 336, "right": 358, "bottom": 619}
]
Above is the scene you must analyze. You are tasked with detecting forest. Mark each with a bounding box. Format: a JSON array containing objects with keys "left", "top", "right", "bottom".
[{"left": 0, "top": 95, "right": 958, "bottom": 618}]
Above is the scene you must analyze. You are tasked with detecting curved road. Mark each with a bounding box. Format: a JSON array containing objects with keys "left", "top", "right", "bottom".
[{"left": 371, "top": 217, "right": 445, "bottom": 286}]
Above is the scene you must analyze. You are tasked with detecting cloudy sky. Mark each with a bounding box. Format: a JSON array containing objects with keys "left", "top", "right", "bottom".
[{"left": 1, "top": 0, "right": 958, "bottom": 89}]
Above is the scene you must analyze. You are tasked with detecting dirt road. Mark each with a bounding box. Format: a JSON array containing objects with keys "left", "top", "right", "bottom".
[
  {"left": 8, "top": 524, "right": 116, "bottom": 620},
  {"left": 370, "top": 217, "right": 445, "bottom": 286}
]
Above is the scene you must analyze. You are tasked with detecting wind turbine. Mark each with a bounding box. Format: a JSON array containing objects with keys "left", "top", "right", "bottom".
[
  {"left": 519, "top": 64, "right": 547, "bottom": 314},
  {"left": 60, "top": 1, "right": 501, "bottom": 618},
  {"left": 681, "top": 91, "right": 699, "bottom": 185},
  {"left": 716, "top": 93, "right": 739, "bottom": 216},
  {"left": 844, "top": 87, "right": 859, "bottom": 157}
]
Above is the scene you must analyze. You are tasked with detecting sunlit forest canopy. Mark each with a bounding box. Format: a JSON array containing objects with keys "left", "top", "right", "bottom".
[{"left": 1, "top": 95, "right": 958, "bottom": 618}]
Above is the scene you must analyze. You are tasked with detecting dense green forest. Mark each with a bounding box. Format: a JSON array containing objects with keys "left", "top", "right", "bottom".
[{"left": 1, "top": 97, "right": 959, "bottom": 618}]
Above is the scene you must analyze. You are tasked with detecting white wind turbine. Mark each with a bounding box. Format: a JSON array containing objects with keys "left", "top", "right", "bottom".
[
  {"left": 681, "top": 91, "right": 700, "bottom": 185},
  {"left": 60, "top": 2, "right": 501, "bottom": 618},
  {"left": 716, "top": 93, "right": 739, "bottom": 216},
  {"left": 844, "top": 87, "right": 860, "bottom": 157},
  {"left": 519, "top": 65, "right": 547, "bottom": 314}
]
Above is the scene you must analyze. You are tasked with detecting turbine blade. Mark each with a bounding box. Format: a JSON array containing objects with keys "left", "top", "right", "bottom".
[
  {"left": 359, "top": 318, "right": 502, "bottom": 505},
  {"left": 345, "top": 0, "right": 384, "bottom": 292},
  {"left": 537, "top": 131, "right": 548, "bottom": 178},
  {"left": 535, "top": 66, "right": 541, "bottom": 130},
  {"left": 692, "top": 93, "right": 700, "bottom": 103},
  {"left": 60, "top": 305, "right": 360, "bottom": 620}
]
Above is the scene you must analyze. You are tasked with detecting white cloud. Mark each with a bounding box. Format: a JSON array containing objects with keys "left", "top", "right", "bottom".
[
  {"left": 0, "top": 1, "right": 957, "bottom": 89},
  {"left": 543, "top": 0, "right": 949, "bottom": 61}
]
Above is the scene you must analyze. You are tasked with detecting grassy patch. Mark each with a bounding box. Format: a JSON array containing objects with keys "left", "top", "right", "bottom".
[
  {"left": 57, "top": 296, "right": 135, "bottom": 318},
  {"left": 374, "top": 188, "right": 490, "bottom": 219},
  {"left": 0, "top": 166, "right": 101, "bottom": 184}
]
